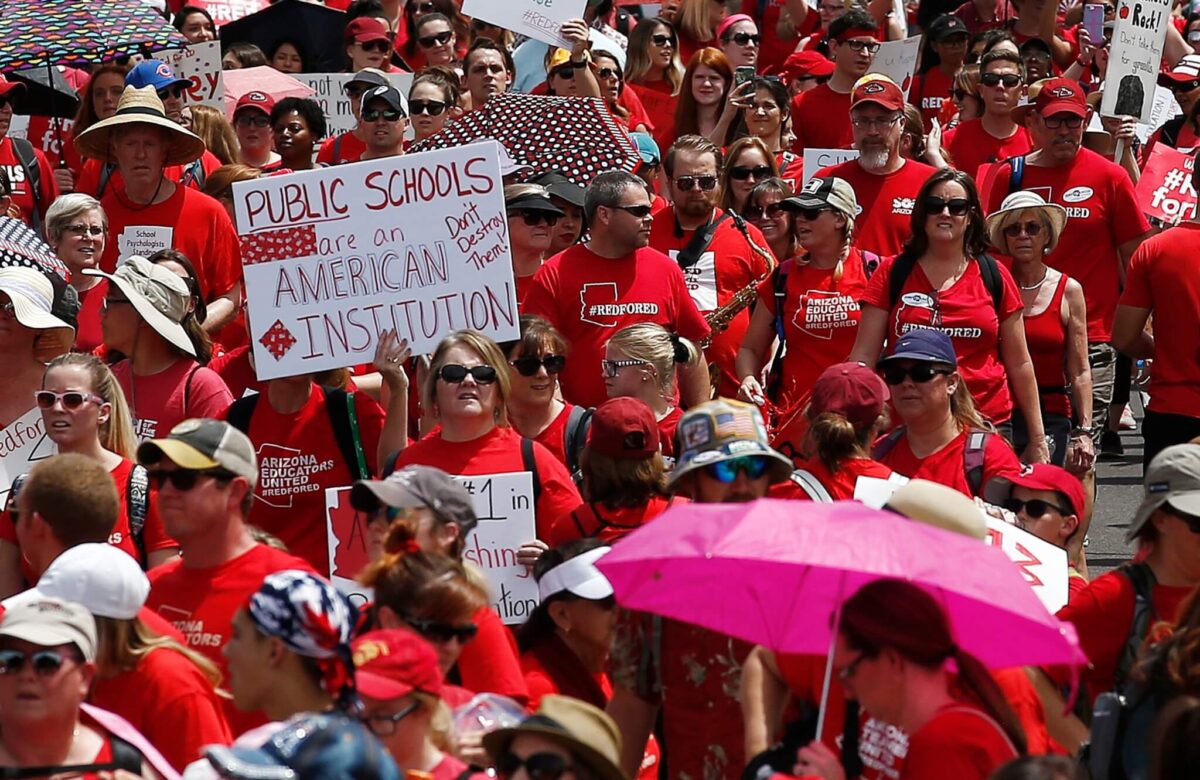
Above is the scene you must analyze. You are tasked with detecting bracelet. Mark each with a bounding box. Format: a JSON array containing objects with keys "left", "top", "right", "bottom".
[{"left": 1069, "top": 426, "right": 1094, "bottom": 438}]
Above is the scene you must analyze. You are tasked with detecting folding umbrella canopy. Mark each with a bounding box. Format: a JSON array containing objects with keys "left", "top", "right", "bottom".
[
  {"left": 219, "top": 0, "right": 348, "bottom": 74},
  {"left": 10, "top": 66, "right": 80, "bottom": 118},
  {"left": 222, "top": 67, "right": 316, "bottom": 121},
  {"left": 0, "top": 217, "right": 70, "bottom": 281}
]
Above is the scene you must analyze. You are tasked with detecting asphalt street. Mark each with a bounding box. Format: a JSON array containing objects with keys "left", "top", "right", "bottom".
[{"left": 1084, "top": 392, "right": 1149, "bottom": 577}]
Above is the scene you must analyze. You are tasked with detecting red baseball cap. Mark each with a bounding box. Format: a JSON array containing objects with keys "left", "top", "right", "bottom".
[
  {"left": 352, "top": 629, "right": 443, "bottom": 701},
  {"left": 850, "top": 75, "right": 905, "bottom": 113},
  {"left": 1030, "top": 77, "right": 1087, "bottom": 118},
  {"left": 234, "top": 90, "right": 275, "bottom": 117},
  {"left": 780, "top": 51, "right": 835, "bottom": 81},
  {"left": 0, "top": 75, "right": 26, "bottom": 99},
  {"left": 587, "top": 397, "right": 659, "bottom": 460},
  {"left": 344, "top": 16, "right": 391, "bottom": 45},
  {"left": 809, "top": 362, "right": 889, "bottom": 427},
  {"left": 984, "top": 463, "right": 1087, "bottom": 517}
]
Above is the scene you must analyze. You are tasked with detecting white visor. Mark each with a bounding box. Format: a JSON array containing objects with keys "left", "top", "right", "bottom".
[{"left": 537, "top": 546, "right": 614, "bottom": 601}]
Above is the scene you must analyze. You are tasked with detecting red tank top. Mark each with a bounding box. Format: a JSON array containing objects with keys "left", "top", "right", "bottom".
[{"left": 1022, "top": 272, "right": 1072, "bottom": 418}]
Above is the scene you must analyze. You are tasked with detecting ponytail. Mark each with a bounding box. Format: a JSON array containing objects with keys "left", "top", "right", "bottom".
[
  {"left": 950, "top": 648, "right": 1028, "bottom": 756},
  {"left": 804, "top": 411, "right": 877, "bottom": 473}
]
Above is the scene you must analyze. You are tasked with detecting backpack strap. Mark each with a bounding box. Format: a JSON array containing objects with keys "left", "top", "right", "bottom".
[
  {"left": 96, "top": 162, "right": 116, "bottom": 198},
  {"left": 11, "top": 138, "right": 44, "bottom": 234},
  {"left": 182, "top": 363, "right": 201, "bottom": 412},
  {"left": 225, "top": 393, "right": 260, "bottom": 434},
  {"left": 0, "top": 734, "right": 143, "bottom": 778},
  {"left": 788, "top": 468, "right": 834, "bottom": 502},
  {"left": 871, "top": 427, "right": 906, "bottom": 461},
  {"left": 976, "top": 254, "right": 1005, "bottom": 314},
  {"left": 323, "top": 386, "right": 370, "bottom": 481},
  {"left": 1116, "top": 562, "right": 1158, "bottom": 688},
  {"left": 563, "top": 405, "right": 594, "bottom": 476},
  {"left": 860, "top": 249, "right": 881, "bottom": 280},
  {"left": 520, "top": 437, "right": 543, "bottom": 507},
  {"left": 675, "top": 212, "right": 732, "bottom": 270},
  {"left": 886, "top": 252, "right": 919, "bottom": 311},
  {"left": 1007, "top": 154, "right": 1026, "bottom": 194},
  {"left": 332, "top": 133, "right": 344, "bottom": 162},
  {"left": 179, "top": 158, "right": 206, "bottom": 189},
  {"left": 963, "top": 428, "right": 992, "bottom": 497},
  {"left": 772, "top": 259, "right": 793, "bottom": 343},
  {"left": 126, "top": 464, "right": 150, "bottom": 567}
]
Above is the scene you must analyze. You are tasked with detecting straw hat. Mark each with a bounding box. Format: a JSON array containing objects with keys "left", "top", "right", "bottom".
[
  {"left": 75, "top": 86, "right": 206, "bottom": 167},
  {"left": 0, "top": 267, "right": 76, "bottom": 362},
  {"left": 83, "top": 256, "right": 195, "bottom": 356},
  {"left": 884, "top": 479, "right": 987, "bottom": 541},
  {"left": 484, "top": 695, "right": 625, "bottom": 780},
  {"left": 984, "top": 190, "right": 1067, "bottom": 254}
]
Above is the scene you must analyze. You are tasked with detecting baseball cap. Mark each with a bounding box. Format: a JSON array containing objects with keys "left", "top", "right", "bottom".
[
  {"left": 927, "top": 14, "right": 969, "bottom": 41},
  {"left": 138, "top": 418, "right": 259, "bottom": 486},
  {"left": 353, "top": 629, "right": 443, "bottom": 701},
  {"left": 538, "top": 546, "right": 614, "bottom": 601},
  {"left": 0, "top": 596, "right": 97, "bottom": 662},
  {"left": 533, "top": 171, "right": 586, "bottom": 208},
  {"left": 808, "top": 362, "right": 890, "bottom": 427},
  {"left": 234, "top": 90, "right": 275, "bottom": 118},
  {"left": 630, "top": 132, "right": 661, "bottom": 166},
  {"left": 34, "top": 543, "right": 150, "bottom": 620},
  {"left": 506, "top": 184, "right": 565, "bottom": 215},
  {"left": 346, "top": 67, "right": 390, "bottom": 90},
  {"left": 1127, "top": 444, "right": 1200, "bottom": 542},
  {"left": 203, "top": 713, "right": 401, "bottom": 780},
  {"left": 125, "top": 60, "right": 190, "bottom": 94},
  {"left": 587, "top": 398, "right": 659, "bottom": 460},
  {"left": 669, "top": 399, "right": 794, "bottom": 487},
  {"left": 780, "top": 176, "right": 857, "bottom": 220},
  {"left": 1159, "top": 54, "right": 1200, "bottom": 86},
  {"left": 361, "top": 84, "right": 408, "bottom": 116},
  {"left": 779, "top": 51, "right": 835, "bottom": 81},
  {"left": 877, "top": 328, "right": 958, "bottom": 367},
  {"left": 1028, "top": 76, "right": 1087, "bottom": 118},
  {"left": 850, "top": 74, "right": 905, "bottom": 112},
  {"left": 0, "top": 74, "right": 26, "bottom": 98},
  {"left": 350, "top": 465, "right": 478, "bottom": 537},
  {"left": 83, "top": 256, "right": 193, "bottom": 356},
  {"left": 344, "top": 16, "right": 391, "bottom": 46},
  {"left": 984, "top": 464, "right": 1087, "bottom": 518}
]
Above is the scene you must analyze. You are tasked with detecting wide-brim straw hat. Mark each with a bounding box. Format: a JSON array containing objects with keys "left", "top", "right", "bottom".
[
  {"left": 75, "top": 86, "right": 206, "bottom": 167},
  {"left": 484, "top": 695, "right": 625, "bottom": 780},
  {"left": 984, "top": 189, "right": 1067, "bottom": 253},
  {"left": 0, "top": 267, "right": 75, "bottom": 362},
  {"left": 83, "top": 256, "right": 195, "bottom": 356}
]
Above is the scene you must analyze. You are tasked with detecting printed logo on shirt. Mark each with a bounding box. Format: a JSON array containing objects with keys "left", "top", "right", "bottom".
[
  {"left": 256, "top": 442, "right": 336, "bottom": 508},
  {"left": 1063, "top": 186, "right": 1093, "bottom": 203},
  {"left": 578, "top": 282, "right": 661, "bottom": 327},
  {"left": 117, "top": 225, "right": 173, "bottom": 264},
  {"left": 794, "top": 289, "right": 860, "bottom": 340},
  {"left": 856, "top": 716, "right": 909, "bottom": 776},
  {"left": 158, "top": 605, "right": 225, "bottom": 649},
  {"left": 668, "top": 250, "right": 719, "bottom": 312},
  {"left": 891, "top": 197, "right": 916, "bottom": 215},
  {"left": 893, "top": 292, "right": 940, "bottom": 337},
  {"left": 133, "top": 418, "right": 160, "bottom": 441},
  {"left": 921, "top": 96, "right": 944, "bottom": 110}
]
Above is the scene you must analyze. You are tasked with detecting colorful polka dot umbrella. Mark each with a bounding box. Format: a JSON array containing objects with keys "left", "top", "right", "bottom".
[
  {"left": 408, "top": 93, "right": 640, "bottom": 187},
  {"left": 0, "top": 0, "right": 188, "bottom": 72}
]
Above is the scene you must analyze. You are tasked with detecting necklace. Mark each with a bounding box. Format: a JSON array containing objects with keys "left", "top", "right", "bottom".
[{"left": 1018, "top": 269, "right": 1048, "bottom": 291}]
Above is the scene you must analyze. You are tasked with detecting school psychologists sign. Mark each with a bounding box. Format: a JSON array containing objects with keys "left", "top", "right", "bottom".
[{"left": 232, "top": 141, "right": 518, "bottom": 381}]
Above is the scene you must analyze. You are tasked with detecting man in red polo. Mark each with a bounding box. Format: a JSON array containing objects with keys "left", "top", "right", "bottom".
[{"left": 790, "top": 9, "right": 878, "bottom": 153}]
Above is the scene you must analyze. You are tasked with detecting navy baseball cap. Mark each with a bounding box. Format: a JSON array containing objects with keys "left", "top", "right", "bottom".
[
  {"left": 203, "top": 713, "right": 401, "bottom": 780},
  {"left": 125, "top": 60, "right": 190, "bottom": 94},
  {"left": 877, "top": 329, "right": 957, "bottom": 367}
]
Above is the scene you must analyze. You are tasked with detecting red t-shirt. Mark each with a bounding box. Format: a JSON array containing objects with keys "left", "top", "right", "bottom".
[
  {"left": 877, "top": 428, "right": 1022, "bottom": 498},
  {"left": 790, "top": 84, "right": 853, "bottom": 153},
  {"left": 862, "top": 255, "right": 1024, "bottom": 424},
  {"left": 548, "top": 495, "right": 679, "bottom": 548},
  {"left": 523, "top": 245, "right": 710, "bottom": 408},
  {"left": 911, "top": 68, "right": 956, "bottom": 131},
  {"left": 394, "top": 426, "right": 581, "bottom": 541},
  {"left": 943, "top": 119, "right": 1032, "bottom": 182},
  {"left": 233, "top": 385, "right": 384, "bottom": 573},
  {"left": 209, "top": 345, "right": 264, "bottom": 400},
  {"left": 756, "top": 252, "right": 868, "bottom": 413},
  {"left": 25, "top": 114, "right": 77, "bottom": 172},
  {"left": 626, "top": 81, "right": 677, "bottom": 152},
  {"left": 813, "top": 159, "right": 937, "bottom": 257},
  {"left": 980, "top": 148, "right": 1150, "bottom": 342},
  {"left": 74, "top": 280, "right": 107, "bottom": 356},
  {"left": 903, "top": 705, "right": 1019, "bottom": 779},
  {"left": 0, "top": 136, "right": 59, "bottom": 230},
  {"left": 146, "top": 543, "right": 316, "bottom": 736},
  {"left": 316, "top": 131, "right": 367, "bottom": 166},
  {"left": 649, "top": 210, "right": 773, "bottom": 398},
  {"left": 745, "top": 0, "right": 819, "bottom": 74},
  {"left": 112, "top": 358, "right": 234, "bottom": 441},
  {"left": 532, "top": 403, "right": 577, "bottom": 468},
  {"left": 90, "top": 645, "right": 233, "bottom": 771},
  {"left": 75, "top": 152, "right": 223, "bottom": 199},
  {"left": 953, "top": 0, "right": 1017, "bottom": 33},
  {"left": 790, "top": 456, "right": 894, "bottom": 500},
  {"left": 455, "top": 603, "right": 531, "bottom": 705},
  {"left": 1119, "top": 223, "right": 1200, "bottom": 418}
]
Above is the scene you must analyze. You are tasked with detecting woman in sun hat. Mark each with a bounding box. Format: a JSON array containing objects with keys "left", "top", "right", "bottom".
[
  {"left": 484, "top": 694, "right": 626, "bottom": 780},
  {"left": 85, "top": 255, "right": 232, "bottom": 441},
  {"left": 0, "top": 265, "right": 75, "bottom": 421}
]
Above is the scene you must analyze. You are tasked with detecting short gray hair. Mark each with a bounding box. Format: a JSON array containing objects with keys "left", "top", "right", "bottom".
[
  {"left": 45, "top": 194, "right": 107, "bottom": 244},
  {"left": 583, "top": 170, "right": 644, "bottom": 222}
]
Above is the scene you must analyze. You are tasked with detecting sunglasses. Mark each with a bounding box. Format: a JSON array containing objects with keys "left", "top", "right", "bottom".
[
  {"left": 437, "top": 364, "right": 498, "bottom": 384},
  {"left": 359, "top": 39, "right": 391, "bottom": 53},
  {"left": 0, "top": 648, "right": 78, "bottom": 677},
  {"left": 235, "top": 114, "right": 270, "bottom": 128},
  {"left": 510, "top": 354, "right": 566, "bottom": 376},
  {"left": 704, "top": 456, "right": 771, "bottom": 483},
  {"left": 147, "top": 468, "right": 236, "bottom": 491},
  {"left": 1003, "top": 221, "right": 1043, "bottom": 237},
  {"left": 925, "top": 196, "right": 971, "bottom": 216},
  {"left": 601, "top": 358, "right": 649, "bottom": 378},
  {"left": 674, "top": 175, "right": 718, "bottom": 191},
  {"left": 362, "top": 108, "right": 403, "bottom": 122},
  {"left": 418, "top": 30, "right": 453, "bottom": 48},
  {"left": 34, "top": 390, "right": 104, "bottom": 410},
  {"left": 725, "top": 31, "right": 761, "bottom": 46},
  {"left": 744, "top": 203, "right": 785, "bottom": 221},
  {"left": 1004, "top": 498, "right": 1070, "bottom": 517},
  {"left": 509, "top": 209, "right": 560, "bottom": 227},
  {"left": 611, "top": 203, "right": 654, "bottom": 218},
  {"left": 408, "top": 98, "right": 447, "bottom": 116},
  {"left": 496, "top": 752, "right": 573, "bottom": 780},
  {"left": 729, "top": 164, "right": 772, "bottom": 181},
  {"left": 157, "top": 85, "right": 186, "bottom": 101},
  {"left": 650, "top": 33, "right": 675, "bottom": 46},
  {"left": 405, "top": 615, "right": 478, "bottom": 643},
  {"left": 980, "top": 72, "right": 1021, "bottom": 88},
  {"left": 597, "top": 67, "right": 622, "bottom": 80},
  {"left": 881, "top": 364, "right": 953, "bottom": 385}
]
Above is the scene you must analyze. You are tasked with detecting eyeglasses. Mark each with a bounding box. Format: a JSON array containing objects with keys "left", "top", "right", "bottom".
[
  {"left": 0, "top": 648, "right": 79, "bottom": 677},
  {"left": 34, "top": 391, "right": 104, "bottom": 410},
  {"left": 1002, "top": 221, "right": 1043, "bottom": 237},
  {"left": 597, "top": 67, "right": 622, "bottom": 80},
  {"left": 650, "top": 33, "right": 675, "bottom": 47},
  {"left": 1042, "top": 114, "right": 1084, "bottom": 129},
  {"left": 724, "top": 32, "right": 761, "bottom": 46},
  {"left": 881, "top": 364, "right": 953, "bottom": 385},
  {"left": 509, "top": 209, "right": 560, "bottom": 227},
  {"left": 1004, "top": 498, "right": 1070, "bottom": 518},
  {"left": 674, "top": 175, "right": 718, "bottom": 191},
  {"left": 729, "top": 164, "right": 772, "bottom": 181},
  {"left": 361, "top": 701, "right": 421, "bottom": 737},
  {"left": 704, "top": 456, "right": 771, "bottom": 483},
  {"left": 841, "top": 39, "right": 881, "bottom": 53},
  {"left": 744, "top": 203, "right": 785, "bottom": 221},
  {"left": 601, "top": 358, "right": 649, "bottom": 378},
  {"left": 496, "top": 752, "right": 574, "bottom": 780},
  {"left": 850, "top": 113, "right": 902, "bottom": 130},
  {"left": 437, "top": 364, "right": 498, "bottom": 384},
  {"left": 147, "top": 468, "right": 236, "bottom": 491},
  {"left": 405, "top": 615, "right": 479, "bottom": 643},
  {"left": 609, "top": 203, "right": 654, "bottom": 218},
  {"left": 362, "top": 108, "right": 404, "bottom": 122},
  {"left": 510, "top": 354, "right": 566, "bottom": 376},
  {"left": 100, "top": 296, "right": 133, "bottom": 312},
  {"left": 234, "top": 114, "right": 270, "bottom": 128},
  {"left": 418, "top": 30, "right": 453, "bottom": 48},
  {"left": 925, "top": 196, "right": 972, "bottom": 216},
  {"left": 980, "top": 72, "right": 1021, "bottom": 88},
  {"left": 838, "top": 653, "right": 869, "bottom": 682},
  {"left": 408, "top": 98, "right": 447, "bottom": 116},
  {"left": 359, "top": 39, "right": 391, "bottom": 53}
]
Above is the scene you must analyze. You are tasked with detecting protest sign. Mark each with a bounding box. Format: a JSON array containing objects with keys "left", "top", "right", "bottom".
[
  {"left": 1135, "top": 85, "right": 1181, "bottom": 145},
  {"left": 457, "top": 472, "right": 539, "bottom": 624},
  {"left": 326, "top": 487, "right": 373, "bottom": 609},
  {"left": 463, "top": 0, "right": 585, "bottom": 48},
  {"left": 802, "top": 148, "right": 860, "bottom": 187},
  {"left": 1136, "top": 144, "right": 1196, "bottom": 224},
  {"left": 155, "top": 41, "right": 224, "bottom": 110},
  {"left": 1102, "top": 0, "right": 1172, "bottom": 122},
  {"left": 294, "top": 72, "right": 415, "bottom": 141},
  {"left": 202, "top": 0, "right": 269, "bottom": 25},
  {"left": 868, "top": 35, "right": 921, "bottom": 98},
  {"left": 0, "top": 407, "right": 57, "bottom": 503},
  {"left": 232, "top": 141, "right": 518, "bottom": 381},
  {"left": 984, "top": 516, "right": 1070, "bottom": 614}
]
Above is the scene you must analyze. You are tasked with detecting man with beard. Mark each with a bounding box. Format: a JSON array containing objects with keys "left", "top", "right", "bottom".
[
  {"left": 813, "top": 75, "right": 936, "bottom": 256},
  {"left": 981, "top": 77, "right": 1151, "bottom": 452},
  {"left": 607, "top": 399, "right": 797, "bottom": 780},
  {"left": 943, "top": 49, "right": 1031, "bottom": 180},
  {"left": 649, "top": 135, "right": 773, "bottom": 398}
]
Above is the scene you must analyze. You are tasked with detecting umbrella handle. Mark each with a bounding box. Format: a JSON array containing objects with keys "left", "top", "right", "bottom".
[{"left": 814, "top": 578, "right": 844, "bottom": 742}]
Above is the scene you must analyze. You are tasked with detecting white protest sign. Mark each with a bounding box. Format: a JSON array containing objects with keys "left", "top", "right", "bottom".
[
  {"left": 294, "top": 72, "right": 415, "bottom": 140},
  {"left": 155, "top": 41, "right": 224, "bottom": 110},
  {"left": 457, "top": 472, "right": 540, "bottom": 625},
  {"left": 1102, "top": 0, "right": 1172, "bottom": 122},
  {"left": 802, "top": 148, "right": 860, "bottom": 187},
  {"left": 232, "top": 141, "right": 518, "bottom": 381},
  {"left": 203, "top": 0, "right": 269, "bottom": 25},
  {"left": 984, "top": 516, "right": 1070, "bottom": 614},
  {"left": 0, "top": 407, "right": 57, "bottom": 503},
  {"left": 325, "top": 486, "right": 374, "bottom": 609},
  {"left": 462, "top": 0, "right": 585, "bottom": 48},
  {"left": 1135, "top": 85, "right": 1181, "bottom": 144},
  {"left": 868, "top": 35, "right": 922, "bottom": 99}
]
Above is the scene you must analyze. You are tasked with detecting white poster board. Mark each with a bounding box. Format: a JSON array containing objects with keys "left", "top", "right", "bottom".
[
  {"left": 294, "top": 72, "right": 415, "bottom": 140},
  {"left": 456, "top": 472, "right": 540, "bottom": 624},
  {"left": 232, "top": 141, "right": 518, "bottom": 381},
  {"left": 802, "top": 148, "right": 861, "bottom": 187},
  {"left": 1135, "top": 85, "right": 1182, "bottom": 144},
  {"left": 462, "top": 0, "right": 585, "bottom": 48},
  {"left": 0, "top": 407, "right": 58, "bottom": 503},
  {"left": 868, "top": 35, "right": 922, "bottom": 99},
  {"left": 1102, "top": 0, "right": 1172, "bottom": 122},
  {"left": 204, "top": 0, "right": 269, "bottom": 25},
  {"left": 155, "top": 41, "right": 224, "bottom": 110}
]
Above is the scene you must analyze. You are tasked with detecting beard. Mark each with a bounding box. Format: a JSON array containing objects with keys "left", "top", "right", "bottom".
[
  {"left": 859, "top": 146, "right": 891, "bottom": 172},
  {"left": 678, "top": 196, "right": 714, "bottom": 220}
]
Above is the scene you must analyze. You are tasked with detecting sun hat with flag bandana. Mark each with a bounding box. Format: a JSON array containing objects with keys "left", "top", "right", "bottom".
[
  {"left": 669, "top": 399, "right": 794, "bottom": 487},
  {"left": 246, "top": 570, "right": 360, "bottom": 710}
]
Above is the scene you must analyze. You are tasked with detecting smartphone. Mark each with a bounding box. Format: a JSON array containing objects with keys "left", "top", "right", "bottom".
[
  {"left": 1083, "top": 3, "right": 1105, "bottom": 43},
  {"left": 735, "top": 66, "right": 756, "bottom": 86}
]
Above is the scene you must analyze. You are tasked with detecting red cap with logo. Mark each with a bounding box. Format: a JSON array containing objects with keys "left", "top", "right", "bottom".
[
  {"left": 809, "top": 362, "right": 890, "bottom": 427},
  {"left": 352, "top": 629, "right": 443, "bottom": 701},
  {"left": 235, "top": 90, "right": 276, "bottom": 117},
  {"left": 780, "top": 51, "right": 835, "bottom": 81},
  {"left": 1031, "top": 77, "right": 1087, "bottom": 118},
  {"left": 983, "top": 463, "right": 1087, "bottom": 517},
  {"left": 588, "top": 397, "right": 660, "bottom": 460},
  {"left": 850, "top": 75, "right": 905, "bottom": 112}
]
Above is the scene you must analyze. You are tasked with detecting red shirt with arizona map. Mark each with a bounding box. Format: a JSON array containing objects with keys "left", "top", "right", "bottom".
[
  {"left": 523, "top": 244, "right": 710, "bottom": 408},
  {"left": 814, "top": 158, "right": 937, "bottom": 257}
]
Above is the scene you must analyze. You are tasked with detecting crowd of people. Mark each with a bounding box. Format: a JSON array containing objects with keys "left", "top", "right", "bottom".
[{"left": 0, "top": 0, "right": 1197, "bottom": 777}]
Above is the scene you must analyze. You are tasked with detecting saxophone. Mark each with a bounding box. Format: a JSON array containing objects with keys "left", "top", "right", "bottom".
[{"left": 700, "top": 211, "right": 776, "bottom": 349}]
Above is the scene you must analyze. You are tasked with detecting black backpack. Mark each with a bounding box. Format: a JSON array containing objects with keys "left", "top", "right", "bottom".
[
  {"left": 10, "top": 138, "right": 44, "bottom": 234},
  {"left": 886, "top": 251, "right": 1005, "bottom": 315},
  {"left": 563, "top": 405, "right": 593, "bottom": 485}
]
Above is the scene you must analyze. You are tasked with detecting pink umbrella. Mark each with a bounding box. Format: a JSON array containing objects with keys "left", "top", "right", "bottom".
[{"left": 221, "top": 66, "right": 315, "bottom": 121}]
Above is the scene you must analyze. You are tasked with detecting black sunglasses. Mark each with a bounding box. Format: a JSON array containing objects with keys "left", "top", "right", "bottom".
[
  {"left": 418, "top": 30, "right": 453, "bottom": 48},
  {"left": 597, "top": 67, "right": 622, "bottom": 80},
  {"left": 744, "top": 203, "right": 785, "bottom": 220},
  {"left": 1004, "top": 498, "right": 1070, "bottom": 517},
  {"left": 0, "top": 648, "right": 79, "bottom": 677},
  {"left": 157, "top": 84, "right": 186, "bottom": 100},
  {"left": 509, "top": 209, "right": 560, "bottom": 227},
  {"left": 650, "top": 33, "right": 675, "bottom": 46},
  {"left": 437, "top": 364, "right": 498, "bottom": 384},
  {"left": 674, "top": 175, "right": 718, "bottom": 191},
  {"left": 405, "top": 615, "right": 479, "bottom": 643},
  {"left": 362, "top": 108, "right": 403, "bottom": 122},
  {"left": 147, "top": 468, "right": 236, "bottom": 491},
  {"left": 724, "top": 31, "right": 761, "bottom": 46},
  {"left": 610, "top": 203, "right": 654, "bottom": 217},
  {"left": 925, "top": 196, "right": 972, "bottom": 216},
  {"left": 359, "top": 39, "right": 391, "bottom": 53},
  {"left": 510, "top": 354, "right": 566, "bottom": 376},
  {"left": 729, "top": 164, "right": 772, "bottom": 181},
  {"left": 496, "top": 752, "right": 573, "bottom": 780},
  {"left": 881, "top": 364, "right": 953, "bottom": 385},
  {"left": 793, "top": 205, "right": 831, "bottom": 221},
  {"left": 408, "top": 98, "right": 447, "bottom": 116},
  {"left": 980, "top": 72, "right": 1021, "bottom": 88}
]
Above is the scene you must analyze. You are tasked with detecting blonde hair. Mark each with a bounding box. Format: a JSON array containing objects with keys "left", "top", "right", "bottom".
[
  {"left": 45, "top": 353, "right": 137, "bottom": 460},
  {"left": 676, "top": 0, "right": 717, "bottom": 43},
  {"left": 189, "top": 105, "right": 239, "bottom": 166},
  {"left": 606, "top": 323, "right": 700, "bottom": 398},
  {"left": 423, "top": 330, "right": 512, "bottom": 426},
  {"left": 95, "top": 615, "right": 225, "bottom": 691},
  {"left": 803, "top": 410, "right": 889, "bottom": 473},
  {"left": 950, "top": 373, "right": 993, "bottom": 432}
]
